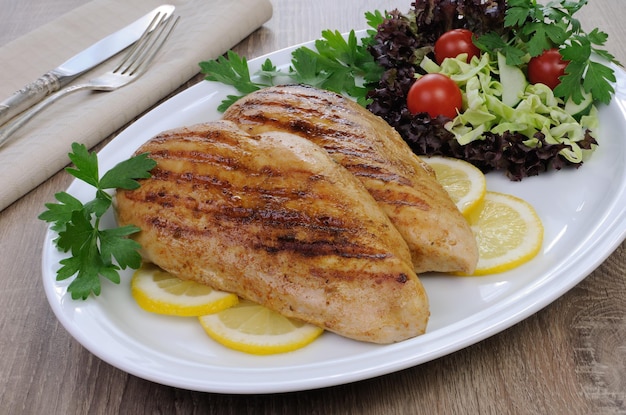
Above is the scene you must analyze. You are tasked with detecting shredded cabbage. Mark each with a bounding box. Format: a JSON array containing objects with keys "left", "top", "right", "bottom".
[{"left": 418, "top": 53, "right": 598, "bottom": 163}]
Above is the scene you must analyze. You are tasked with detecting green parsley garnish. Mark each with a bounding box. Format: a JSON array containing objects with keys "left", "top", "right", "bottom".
[
  {"left": 199, "top": 10, "right": 388, "bottom": 111},
  {"left": 39, "top": 143, "right": 156, "bottom": 300},
  {"left": 475, "top": 0, "right": 620, "bottom": 105}
]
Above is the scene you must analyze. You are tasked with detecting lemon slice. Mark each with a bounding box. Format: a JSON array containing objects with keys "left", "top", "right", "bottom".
[
  {"left": 468, "top": 191, "right": 544, "bottom": 275},
  {"left": 424, "top": 156, "right": 487, "bottom": 218},
  {"left": 131, "top": 264, "right": 238, "bottom": 316},
  {"left": 198, "top": 300, "right": 324, "bottom": 355}
]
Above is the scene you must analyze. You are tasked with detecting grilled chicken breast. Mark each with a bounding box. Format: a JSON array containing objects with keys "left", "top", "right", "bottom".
[
  {"left": 223, "top": 84, "right": 478, "bottom": 274},
  {"left": 116, "top": 121, "right": 429, "bottom": 343}
]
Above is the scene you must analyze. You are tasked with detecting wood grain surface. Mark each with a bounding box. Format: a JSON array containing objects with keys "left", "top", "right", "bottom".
[{"left": 0, "top": 0, "right": 624, "bottom": 413}]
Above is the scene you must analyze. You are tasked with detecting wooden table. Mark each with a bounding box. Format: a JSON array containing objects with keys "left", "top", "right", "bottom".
[{"left": 1, "top": 0, "right": 625, "bottom": 413}]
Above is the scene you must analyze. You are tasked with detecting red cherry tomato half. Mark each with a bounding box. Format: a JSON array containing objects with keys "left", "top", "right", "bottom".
[
  {"left": 527, "top": 48, "right": 569, "bottom": 90},
  {"left": 434, "top": 29, "right": 481, "bottom": 64},
  {"left": 407, "top": 73, "right": 463, "bottom": 119}
]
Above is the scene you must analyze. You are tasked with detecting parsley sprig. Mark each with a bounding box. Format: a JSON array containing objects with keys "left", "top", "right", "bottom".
[
  {"left": 39, "top": 143, "right": 156, "bottom": 300},
  {"left": 199, "top": 11, "right": 387, "bottom": 111},
  {"left": 475, "top": 0, "right": 620, "bottom": 104}
]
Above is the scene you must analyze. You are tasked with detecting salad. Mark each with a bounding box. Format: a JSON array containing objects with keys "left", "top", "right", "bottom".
[
  {"left": 366, "top": 0, "right": 619, "bottom": 180},
  {"left": 200, "top": 0, "right": 620, "bottom": 181}
]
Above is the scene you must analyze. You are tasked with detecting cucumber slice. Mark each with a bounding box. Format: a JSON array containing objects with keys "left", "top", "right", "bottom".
[
  {"left": 498, "top": 52, "right": 528, "bottom": 107},
  {"left": 564, "top": 91, "right": 593, "bottom": 118}
]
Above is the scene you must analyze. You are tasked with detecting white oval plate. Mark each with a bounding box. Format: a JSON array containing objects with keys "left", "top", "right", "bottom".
[{"left": 42, "top": 33, "right": 626, "bottom": 394}]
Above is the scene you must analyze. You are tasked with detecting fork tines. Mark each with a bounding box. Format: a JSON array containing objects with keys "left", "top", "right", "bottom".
[{"left": 115, "top": 12, "right": 180, "bottom": 76}]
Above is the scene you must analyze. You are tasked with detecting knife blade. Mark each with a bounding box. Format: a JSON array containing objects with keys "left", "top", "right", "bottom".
[{"left": 0, "top": 4, "right": 175, "bottom": 126}]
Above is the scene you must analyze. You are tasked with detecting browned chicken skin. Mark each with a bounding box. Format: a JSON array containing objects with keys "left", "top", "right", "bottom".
[
  {"left": 116, "top": 121, "right": 429, "bottom": 343},
  {"left": 223, "top": 84, "right": 478, "bottom": 274}
]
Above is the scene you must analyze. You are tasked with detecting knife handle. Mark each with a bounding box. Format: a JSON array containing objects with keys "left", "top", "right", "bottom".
[{"left": 0, "top": 72, "right": 62, "bottom": 126}]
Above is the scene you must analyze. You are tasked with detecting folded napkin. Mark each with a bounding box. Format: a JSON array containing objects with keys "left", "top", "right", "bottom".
[{"left": 0, "top": 0, "right": 272, "bottom": 212}]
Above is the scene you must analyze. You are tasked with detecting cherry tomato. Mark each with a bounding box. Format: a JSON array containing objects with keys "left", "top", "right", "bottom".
[
  {"left": 434, "top": 29, "right": 481, "bottom": 64},
  {"left": 407, "top": 73, "right": 463, "bottom": 119},
  {"left": 527, "top": 48, "right": 569, "bottom": 90}
]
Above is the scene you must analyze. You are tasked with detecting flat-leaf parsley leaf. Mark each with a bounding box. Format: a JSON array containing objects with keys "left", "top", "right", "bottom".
[
  {"left": 476, "top": 0, "right": 621, "bottom": 105},
  {"left": 199, "top": 10, "right": 389, "bottom": 110},
  {"left": 39, "top": 142, "right": 156, "bottom": 300}
]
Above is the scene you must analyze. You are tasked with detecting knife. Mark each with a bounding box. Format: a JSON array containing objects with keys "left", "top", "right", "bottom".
[{"left": 0, "top": 4, "right": 175, "bottom": 126}]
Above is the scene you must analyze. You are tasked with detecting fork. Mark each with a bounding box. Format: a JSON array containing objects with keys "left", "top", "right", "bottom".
[{"left": 0, "top": 12, "right": 179, "bottom": 149}]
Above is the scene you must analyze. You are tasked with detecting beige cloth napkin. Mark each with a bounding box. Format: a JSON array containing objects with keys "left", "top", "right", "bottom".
[{"left": 0, "top": 0, "right": 273, "bottom": 212}]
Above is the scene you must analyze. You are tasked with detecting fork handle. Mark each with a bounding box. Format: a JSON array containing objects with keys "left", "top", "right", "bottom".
[{"left": 0, "top": 84, "right": 87, "bottom": 149}]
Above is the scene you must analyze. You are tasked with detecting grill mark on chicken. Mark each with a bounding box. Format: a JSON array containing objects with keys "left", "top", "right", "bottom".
[
  {"left": 308, "top": 266, "right": 408, "bottom": 284},
  {"left": 342, "top": 163, "right": 413, "bottom": 186},
  {"left": 368, "top": 188, "right": 432, "bottom": 210},
  {"left": 237, "top": 105, "right": 385, "bottom": 157},
  {"left": 148, "top": 145, "right": 336, "bottom": 186},
  {"left": 131, "top": 197, "right": 373, "bottom": 244},
  {"left": 149, "top": 149, "right": 242, "bottom": 171},
  {"left": 124, "top": 181, "right": 366, "bottom": 239},
  {"left": 147, "top": 166, "right": 346, "bottom": 214},
  {"left": 144, "top": 208, "right": 390, "bottom": 260},
  {"left": 258, "top": 237, "right": 392, "bottom": 259},
  {"left": 320, "top": 144, "right": 384, "bottom": 162}
]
